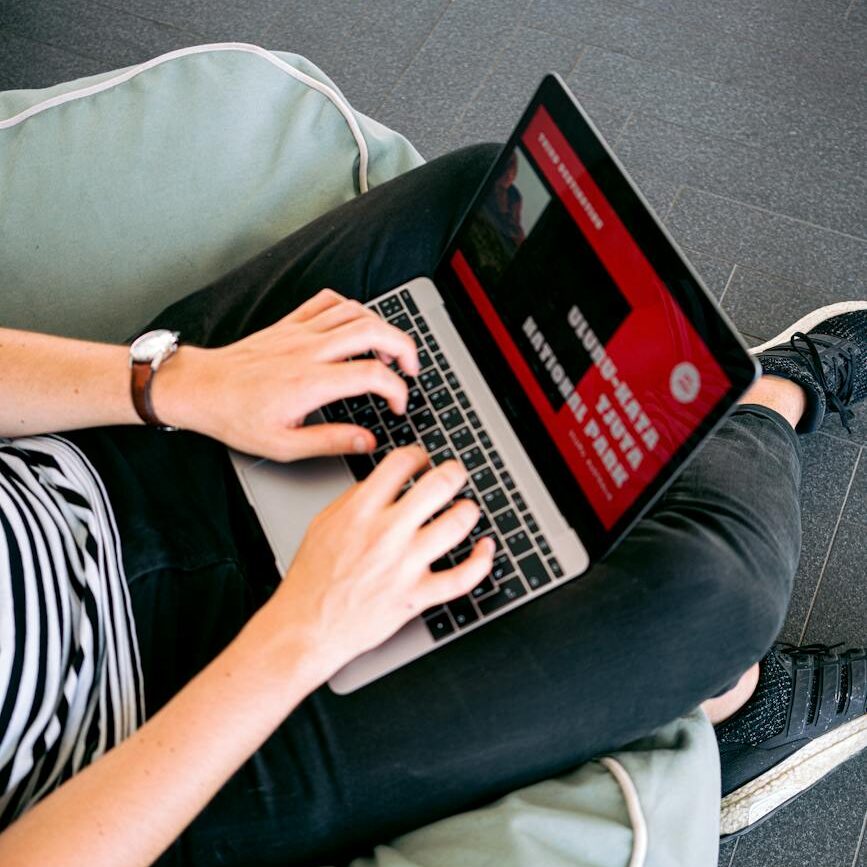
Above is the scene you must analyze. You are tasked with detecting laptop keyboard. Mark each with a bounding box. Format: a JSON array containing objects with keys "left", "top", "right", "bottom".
[{"left": 320, "top": 288, "right": 565, "bottom": 642}]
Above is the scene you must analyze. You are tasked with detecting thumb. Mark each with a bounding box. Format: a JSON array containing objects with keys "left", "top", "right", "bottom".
[{"left": 280, "top": 423, "right": 376, "bottom": 461}]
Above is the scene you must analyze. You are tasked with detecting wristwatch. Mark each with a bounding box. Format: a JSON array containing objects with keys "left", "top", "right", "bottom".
[{"left": 129, "top": 329, "right": 181, "bottom": 430}]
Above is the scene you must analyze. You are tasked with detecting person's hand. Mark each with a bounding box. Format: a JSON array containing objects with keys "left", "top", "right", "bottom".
[
  {"left": 154, "top": 288, "right": 419, "bottom": 461},
  {"left": 247, "top": 446, "right": 496, "bottom": 688}
]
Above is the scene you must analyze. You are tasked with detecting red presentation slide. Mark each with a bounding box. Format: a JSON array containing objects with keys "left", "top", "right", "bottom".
[{"left": 452, "top": 105, "right": 731, "bottom": 529}]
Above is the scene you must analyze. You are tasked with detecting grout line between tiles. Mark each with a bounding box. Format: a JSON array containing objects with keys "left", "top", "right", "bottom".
[
  {"left": 799, "top": 445, "right": 863, "bottom": 644},
  {"left": 844, "top": 0, "right": 860, "bottom": 20},
  {"left": 443, "top": 0, "right": 536, "bottom": 146},
  {"left": 373, "top": 0, "right": 452, "bottom": 116},
  {"left": 851, "top": 809, "right": 867, "bottom": 867},
  {"left": 717, "top": 263, "right": 738, "bottom": 306},
  {"left": 671, "top": 186, "right": 867, "bottom": 242},
  {"left": 565, "top": 44, "right": 588, "bottom": 78},
  {"left": 88, "top": 0, "right": 209, "bottom": 39},
  {"left": 726, "top": 836, "right": 739, "bottom": 867}
]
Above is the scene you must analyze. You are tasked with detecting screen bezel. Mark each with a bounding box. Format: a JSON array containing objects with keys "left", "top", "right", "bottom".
[{"left": 433, "top": 73, "right": 759, "bottom": 563}]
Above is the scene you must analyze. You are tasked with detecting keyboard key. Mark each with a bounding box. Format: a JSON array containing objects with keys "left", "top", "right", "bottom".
[
  {"left": 430, "top": 447, "right": 455, "bottom": 465},
  {"left": 482, "top": 488, "right": 508, "bottom": 514},
  {"left": 478, "top": 576, "right": 526, "bottom": 614},
  {"left": 424, "top": 334, "right": 440, "bottom": 352},
  {"left": 346, "top": 454, "right": 374, "bottom": 481},
  {"left": 370, "top": 425, "right": 387, "bottom": 448},
  {"left": 415, "top": 317, "right": 429, "bottom": 334},
  {"left": 373, "top": 394, "right": 388, "bottom": 411},
  {"left": 525, "top": 513, "right": 539, "bottom": 534},
  {"left": 500, "top": 471, "right": 516, "bottom": 491},
  {"left": 471, "top": 467, "right": 497, "bottom": 492},
  {"left": 399, "top": 289, "right": 418, "bottom": 315},
  {"left": 407, "top": 329, "right": 423, "bottom": 349},
  {"left": 372, "top": 448, "right": 389, "bottom": 464},
  {"left": 457, "top": 390, "right": 470, "bottom": 409},
  {"left": 446, "top": 371, "right": 460, "bottom": 390},
  {"left": 424, "top": 610, "right": 455, "bottom": 641},
  {"left": 491, "top": 554, "right": 515, "bottom": 582},
  {"left": 460, "top": 447, "right": 486, "bottom": 471},
  {"left": 389, "top": 312, "right": 413, "bottom": 333},
  {"left": 548, "top": 558, "right": 564, "bottom": 578},
  {"left": 378, "top": 295, "right": 402, "bottom": 318},
  {"left": 380, "top": 409, "right": 404, "bottom": 430},
  {"left": 439, "top": 407, "right": 463, "bottom": 430},
  {"left": 356, "top": 405, "right": 378, "bottom": 428},
  {"left": 406, "top": 387, "right": 425, "bottom": 414},
  {"left": 479, "top": 430, "right": 492, "bottom": 450},
  {"left": 506, "top": 530, "right": 532, "bottom": 558},
  {"left": 450, "top": 426, "right": 475, "bottom": 452},
  {"left": 518, "top": 552, "right": 551, "bottom": 590},
  {"left": 429, "top": 387, "right": 454, "bottom": 411},
  {"left": 466, "top": 410, "right": 482, "bottom": 430},
  {"left": 494, "top": 509, "right": 520, "bottom": 535},
  {"left": 417, "top": 349, "right": 433, "bottom": 370},
  {"left": 419, "top": 370, "right": 443, "bottom": 392},
  {"left": 536, "top": 535, "right": 552, "bottom": 556},
  {"left": 447, "top": 596, "right": 479, "bottom": 628},
  {"left": 456, "top": 485, "right": 478, "bottom": 503},
  {"left": 469, "top": 512, "right": 491, "bottom": 538},
  {"left": 347, "top": 394, "right": 370, "bottom": 413},
  {"left": 512, "top": 492, "right": 527, "bottom": 512},
  {"left": 490, "top": 450, "right": 504, "bottom": 470},
  {"left": 421, "top": 428, "right": 446, "bottom": 453},
  {"left": 411, "top": 408, "right": 435, "bottom": 433},
  {"left": 393, "top": 423, "right": 415, "bottom": 446},
  {"left": 470, "top": 576, "right": 496, "bottom": 599},
  {"left": 435, "top": 353, "right": 449, "bottom": 371}
]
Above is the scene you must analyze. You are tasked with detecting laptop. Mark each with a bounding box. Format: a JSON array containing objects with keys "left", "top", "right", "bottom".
[{"left": 230, "top": 73, "right": 759, "bottom": 694}]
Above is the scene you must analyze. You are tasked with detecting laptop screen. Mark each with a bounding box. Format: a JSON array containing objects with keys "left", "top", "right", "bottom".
[{"left": 434, "top": 74, "right": 757, "bottom": 559}]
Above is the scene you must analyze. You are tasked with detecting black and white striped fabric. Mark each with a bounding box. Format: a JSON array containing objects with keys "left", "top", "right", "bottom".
[{"left": 0, "top": 434, "right": 144, "bottom": 826}]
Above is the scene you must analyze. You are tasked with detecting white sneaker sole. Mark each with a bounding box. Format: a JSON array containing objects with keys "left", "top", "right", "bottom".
[
  {"left": 749, "top": 300, "right": 867, "bottom": 355},
  {"left": 719, "top": 713, "right": 867, "bottom": 837}
]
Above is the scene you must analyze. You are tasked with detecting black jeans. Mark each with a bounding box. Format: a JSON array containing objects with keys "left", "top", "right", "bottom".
[{"left": 67, "top": 144, "right": 802, "bottom": 867}]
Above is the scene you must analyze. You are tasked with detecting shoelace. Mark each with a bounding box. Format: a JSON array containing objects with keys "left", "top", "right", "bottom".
[
  {"left": 788, "top": 331, "right": 856, "bottom": 433},
  {"left": 777, "top": 641, "right": 845, "bottom": 657}
]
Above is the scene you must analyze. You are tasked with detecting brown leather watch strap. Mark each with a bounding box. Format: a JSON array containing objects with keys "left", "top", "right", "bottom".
[{"left": 131, "top": 361, "right": 163, "bottom": 427}]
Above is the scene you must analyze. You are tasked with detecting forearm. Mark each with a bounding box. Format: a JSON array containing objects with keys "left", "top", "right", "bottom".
[{"left": 0, "top": 612, "right": 324, "bottom": 867}]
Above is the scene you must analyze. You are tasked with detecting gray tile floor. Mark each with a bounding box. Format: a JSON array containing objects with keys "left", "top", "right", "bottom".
[{"left": 1, "top": 1, "right": 865, "bottom": 864}]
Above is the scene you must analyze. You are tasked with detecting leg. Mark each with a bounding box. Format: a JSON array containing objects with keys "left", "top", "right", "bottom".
[{"left": 71, "top": 145, "right": 801, "bottom": 865}]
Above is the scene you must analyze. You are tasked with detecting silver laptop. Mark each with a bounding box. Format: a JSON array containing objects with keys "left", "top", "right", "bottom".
[{"left": 230, "top": 74, "right": 758, "bottom": 694}]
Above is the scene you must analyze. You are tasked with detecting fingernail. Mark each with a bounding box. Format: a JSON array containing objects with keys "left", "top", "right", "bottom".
[
  {"left": 353, "top": 434, "right": 369, "bottom": 453},
  {"left": 480, "top": 536, "right": 495, "bottom": 555}
]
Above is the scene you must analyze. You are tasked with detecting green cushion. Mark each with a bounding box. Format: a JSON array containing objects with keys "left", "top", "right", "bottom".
[
  {"left": 0, "top": 42, "right": 423, "bottom": 342},
  {"left": 0, "top": 46, "right": 720, "bottom": 866}
]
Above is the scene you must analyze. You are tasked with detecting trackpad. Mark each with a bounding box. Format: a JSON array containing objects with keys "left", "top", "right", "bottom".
[{"left": 244, "top": 456, "right": 355, "bottom": 574}]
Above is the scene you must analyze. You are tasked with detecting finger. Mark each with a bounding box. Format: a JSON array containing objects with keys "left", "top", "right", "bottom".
[
  {"left": 272, "top": 423, "right": 375, "bottom": 462},
  {"left": 359, "top": 445, "right": 429, "bottom": 509},
  {"left": 285, "top": 288, "right": 346, "bottom": 323},
  {"left": 307, "top": 298, "right": 378, "bottom": 333},
  {"left": 390, "top": 459, "right": 468, "bottom": 532},
  {"left": 416, "top": 538, "right": 496, "bottom": 609},
  {"left": 410, "top": 496, "right": 480, "bottom": 564},
  {"left": 316, "top": 360, "right": 409, "bottom": 414},
  {"left": 317, "top": 318, "right": 419, "bottom": 376}
]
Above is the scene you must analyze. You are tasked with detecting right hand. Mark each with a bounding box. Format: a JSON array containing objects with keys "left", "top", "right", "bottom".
[{"left": 253, "top": 446, "right": 496, "bottom": 687}]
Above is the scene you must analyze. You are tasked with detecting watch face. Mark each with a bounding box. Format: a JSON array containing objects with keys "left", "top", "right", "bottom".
[{"left": 130, "top": 330, "right": 177, "bottom": 364}]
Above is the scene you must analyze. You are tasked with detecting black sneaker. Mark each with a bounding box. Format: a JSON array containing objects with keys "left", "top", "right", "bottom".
[
  {"left": 715, "top": 642, "right": 867, "bottom": 838},
  {"left": 751, "top": 301, "right": 867, "bottom": 434}
]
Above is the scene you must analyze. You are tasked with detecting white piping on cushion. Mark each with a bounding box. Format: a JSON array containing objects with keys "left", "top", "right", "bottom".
[
  {"left": 600, "top": 757, "right": 649, "bottom": 867},
  {"left": 0, "top": 42, "right": 371, "bottom": 193}
]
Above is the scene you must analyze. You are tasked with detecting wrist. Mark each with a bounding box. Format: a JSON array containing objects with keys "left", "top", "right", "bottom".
[
  {"left": 235, "top": 593, "right": 332, "bottom": 703},
  {"left": 148, "top": 344, "right": 213, "bottom": 432}
]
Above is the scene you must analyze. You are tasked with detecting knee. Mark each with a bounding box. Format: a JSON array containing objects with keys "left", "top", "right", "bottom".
[{"left": 648, "top": 521, "right": 789, "bottom": 681}]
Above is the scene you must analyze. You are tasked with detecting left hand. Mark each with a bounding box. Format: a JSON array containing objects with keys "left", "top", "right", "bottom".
[{"left": 154, "top": 288, "right": 419, "bottom": 461}]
